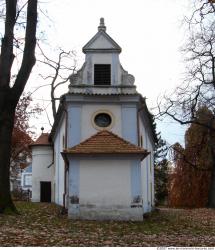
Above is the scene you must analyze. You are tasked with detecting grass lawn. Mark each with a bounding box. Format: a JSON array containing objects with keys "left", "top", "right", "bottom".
[{"left": 0, "top": 202, "right": 214, "bottom": 246}]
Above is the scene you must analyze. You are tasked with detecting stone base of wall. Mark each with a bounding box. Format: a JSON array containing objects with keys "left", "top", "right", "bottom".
[
  {"left": 31, "top": 198, "right": 40, "bottom": 202},
  {"left": 68, "top": 204, "right": 145, "bottom": 221}
]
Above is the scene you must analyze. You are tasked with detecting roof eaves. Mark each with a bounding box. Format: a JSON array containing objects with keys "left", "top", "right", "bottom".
[
  {"left": 62, "top": 151, "right": 150, "bottom": 161},
  {"left": 29, "top": 143, "right": 52, "bottom": 148}
]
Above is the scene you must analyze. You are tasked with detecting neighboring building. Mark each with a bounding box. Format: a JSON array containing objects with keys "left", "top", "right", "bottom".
[
  {"left": 31, "top": 18, "right": 157, "bottom": 221},
  {"left": 10, "top": 162, "right": 32, "bottom": 192},
  {"left": 10, "top": 162, "right": 32, "bottom": 201},
  {"left": 10, "top": 172, "right": 21, "bottom": 191},
  {"left": 21, "top": 163, "right": 32, "bottom": 191},
  {"left": 10, "top": 129, "right": 33, "bottom": 192}
]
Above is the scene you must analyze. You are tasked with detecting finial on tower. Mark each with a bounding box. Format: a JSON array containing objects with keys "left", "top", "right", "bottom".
[
  {"left": 98, "top": 17, "right": 106, "bottom": 32},
  {"left": 41, "top": 127, "right": 44, "bottom": 134}
]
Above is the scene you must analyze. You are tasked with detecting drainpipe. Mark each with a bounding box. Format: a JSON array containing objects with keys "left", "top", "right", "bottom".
[
  {"left": 63, "top": 104, "right": 68, "bottom": 210},
  {"left": 47, "top": 147, "right": 54, "bottom": 168},
  {"left": 137, "top": 109, "right": 140, "bottom": 146},
  {"left": 45, "top": 136, "right": 54, "bottom": 204},
  {"left": 137, "top": 99, "right": 146, "bottom": 147}
]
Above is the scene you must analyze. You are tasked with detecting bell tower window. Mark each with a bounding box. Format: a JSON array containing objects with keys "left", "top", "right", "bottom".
[{"left": 94, "top": 64, "right": 111, "bottom": 85}]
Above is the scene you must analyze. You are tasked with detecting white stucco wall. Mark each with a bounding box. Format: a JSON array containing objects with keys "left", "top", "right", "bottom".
[
  {"left": 67, "top": 158, "right": 143, "bottom": 220},
  {"left": 54, "top": 116, "right": 66, "bottom": 206},
  {"left": 79, "top": 159, "right": 131, "bottom": 206},
  {"left": 81, "top": 104, "right": 122, "bottom": 141},
  {"left": 31, "top": 146, "right": 54, "bottom": 202},
  {"left": 138, "top": 116, "right": 155, "bottom": 212}
]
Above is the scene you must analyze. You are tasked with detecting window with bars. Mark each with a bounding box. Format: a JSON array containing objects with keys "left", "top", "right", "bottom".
[{"left": 94, "top": 64, "right": 111, "bottom": 85}]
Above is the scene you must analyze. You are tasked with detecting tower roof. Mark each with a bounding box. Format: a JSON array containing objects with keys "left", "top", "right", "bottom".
[
  {"left": 30, "top": 133, "right": 51, "bottom": 147},
  {"left": 63, "top": 130, "right": 149, "bottom": 160},
  {"left": 82, "top": 18, "right": 122, "bottom": 54}
]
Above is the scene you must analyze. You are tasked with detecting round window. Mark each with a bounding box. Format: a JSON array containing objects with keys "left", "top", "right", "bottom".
[{"left": 94, "top": 113, "right": 112, "bottom": 128}]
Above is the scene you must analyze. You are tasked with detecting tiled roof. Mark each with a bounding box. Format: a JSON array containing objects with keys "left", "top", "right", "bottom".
[
  {"left": 20, "top": 163, "right": 29, "bottom": 170},
  {"left": 30, "top": 133, "right": 51, "bottom": 146},
  {"left": 63, "top": 130, "right": 149, "bottom": 159},
  {"left": 20, "top": 163, "right": 32, "bottom": 172}
]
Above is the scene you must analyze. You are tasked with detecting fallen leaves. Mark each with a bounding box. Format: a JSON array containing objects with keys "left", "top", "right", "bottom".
[{"left": 0, "top": 202, "right": 214, "bottom": 246}]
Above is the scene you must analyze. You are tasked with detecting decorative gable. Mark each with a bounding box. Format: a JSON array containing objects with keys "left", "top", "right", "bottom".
[{"left": 83, "top": 29, "right": 121, "bottom": 53}]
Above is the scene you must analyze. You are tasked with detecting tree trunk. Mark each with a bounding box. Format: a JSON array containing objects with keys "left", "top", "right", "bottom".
[
  {"left": 207, "top": 130, "right": 215, "bottom": 208},
  {"left": 0, "top": 96, "right": 17, "bottom": 213},
  {"left": 208, "top": 163, "right": 215, "bottom": 208},
  {"left": 0, "top": 0, "right": 37, "bottom": 214}
]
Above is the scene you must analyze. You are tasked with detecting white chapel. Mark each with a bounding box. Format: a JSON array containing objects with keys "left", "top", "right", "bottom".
[{"left": 31, "top": 18, "right": 156, "bottom": 221}]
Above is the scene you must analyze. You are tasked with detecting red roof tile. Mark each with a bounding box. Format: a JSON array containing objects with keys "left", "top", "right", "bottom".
[
  {"left": 63, "top": 130, "right": 149, "bottom": 159},
  {"left": 20, "top": 162, "right": 29, "bottom": 170},
  {"left": 30, "top": 133, "right": 51, "bottom": 146}
]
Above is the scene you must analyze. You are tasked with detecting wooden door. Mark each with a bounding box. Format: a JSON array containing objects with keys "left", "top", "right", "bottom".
[{"left": 40, "top": 181, "right": 51, "bottom": 202}]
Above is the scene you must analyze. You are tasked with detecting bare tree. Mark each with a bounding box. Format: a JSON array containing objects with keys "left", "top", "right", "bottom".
[
  {"left": 0, "top": 0, "right": 37, "bottom": 213},
  {"left": 37, "top": 45, "right": 76, "bottom": 120},
  {"left": 157, "top": 0, "right": 215, "bottom": 207}
]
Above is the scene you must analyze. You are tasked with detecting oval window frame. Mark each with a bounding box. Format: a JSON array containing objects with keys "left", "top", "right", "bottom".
[{"left": 92, "top": 110, "right": 114, "bottom": 130}]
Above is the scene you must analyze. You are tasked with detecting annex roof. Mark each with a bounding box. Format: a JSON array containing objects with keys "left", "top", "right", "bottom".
[
  {"left": 30, "top": 133, "right": 51, "bottom": 147},
  {"left": 63, "top": 130, "right": 149, "bottom": 159},
  {"left": 20, "top": 163, "right": 32, "bottom": 172}
]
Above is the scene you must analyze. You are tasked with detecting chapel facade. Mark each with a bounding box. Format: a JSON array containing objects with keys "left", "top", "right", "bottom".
[{"left": 31, "top": 18, "right": 156, "bottom": 221}]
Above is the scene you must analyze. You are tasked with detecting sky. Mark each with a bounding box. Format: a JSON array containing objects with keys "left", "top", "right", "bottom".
[{"left": 27, "top": 0, "right": 193, "bottom": 145}]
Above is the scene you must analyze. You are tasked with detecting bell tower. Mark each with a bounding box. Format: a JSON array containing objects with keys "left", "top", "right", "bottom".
[{"left": 69, "top": 18, "right": 136, "bottom": 95}]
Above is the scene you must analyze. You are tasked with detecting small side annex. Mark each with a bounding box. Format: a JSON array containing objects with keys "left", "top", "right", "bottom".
[{"left": 62, "top": 130, "right": 149, "bottom": 220}]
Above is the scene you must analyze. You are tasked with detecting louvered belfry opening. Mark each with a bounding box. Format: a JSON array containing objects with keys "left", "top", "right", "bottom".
[{"left": 94, "top": 64, "right": 111, "bottom": 85}]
